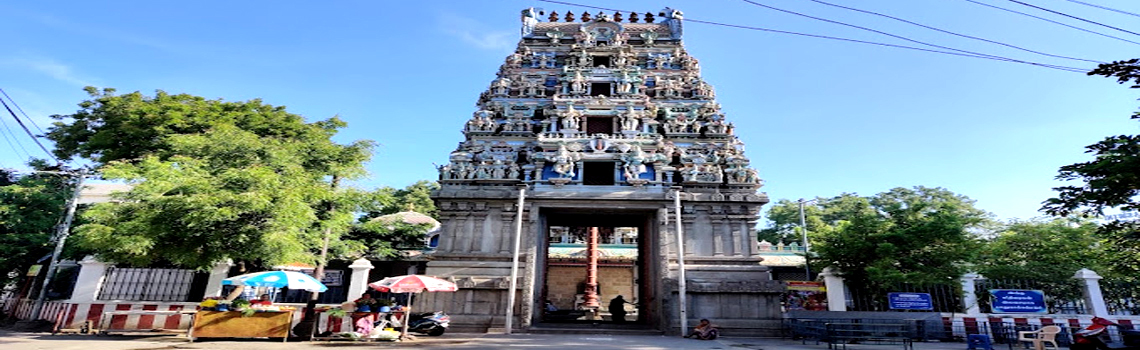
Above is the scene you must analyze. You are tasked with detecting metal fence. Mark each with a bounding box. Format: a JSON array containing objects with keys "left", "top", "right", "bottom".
[
  {"left": 97, "top": 267, "right": 206, "bottom": 302},
  {"left": 846, "top": 283, "right": 964, "bottom": 313},
  {"left": 975, "top": 279, "right": 1086, "bottom": 314},
  {"left": 1102, "top": 279, "right": 1140, "bottom": 316}
]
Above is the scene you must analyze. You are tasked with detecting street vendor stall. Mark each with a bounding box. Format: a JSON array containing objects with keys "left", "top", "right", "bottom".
[
  {"left": 368, "top": 275, "right": 458, "bottom": 339},
  {"left": 189, "top": 270, "right": 327, "bottom": 342},
  {"left": 189, "top": 310, "right": 292, "bottom": 342}
]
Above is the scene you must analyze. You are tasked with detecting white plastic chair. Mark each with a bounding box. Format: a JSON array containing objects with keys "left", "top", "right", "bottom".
[{"left": 1018, "top": 325, "right": 1061, "bottom": 350}]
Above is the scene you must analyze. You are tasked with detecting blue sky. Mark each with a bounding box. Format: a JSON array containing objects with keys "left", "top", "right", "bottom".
[{"left": 1, "top": 0, "right": 1137, "bottom": 222}]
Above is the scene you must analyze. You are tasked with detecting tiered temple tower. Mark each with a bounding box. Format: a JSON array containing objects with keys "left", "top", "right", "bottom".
[{"left": 421, "top": 8, "right": 784, "bottom": 335}]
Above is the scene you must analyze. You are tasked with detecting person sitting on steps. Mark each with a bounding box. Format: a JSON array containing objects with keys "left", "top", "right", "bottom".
[{"left": 684, "top": 319, "right": 719, "bottom": 340}]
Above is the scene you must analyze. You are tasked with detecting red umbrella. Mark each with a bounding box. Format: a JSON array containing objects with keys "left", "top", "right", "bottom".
[
  {"left": 369, "top": 275, "right": 458, "bottom": 293},
  {"left": 369, "top": 275, "right": 458, "bottom": 339}
]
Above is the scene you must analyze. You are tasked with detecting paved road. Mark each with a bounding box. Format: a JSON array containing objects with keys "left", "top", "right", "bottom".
[{"left": 0, "top": 330, "right": 977, "bottom": 350}]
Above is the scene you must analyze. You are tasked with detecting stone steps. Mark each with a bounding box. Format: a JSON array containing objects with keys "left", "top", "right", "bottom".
[{"left": 524, "top": 325, "right": 665, "bottom": 335}]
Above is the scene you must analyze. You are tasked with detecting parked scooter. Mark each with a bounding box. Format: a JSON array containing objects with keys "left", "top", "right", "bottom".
[
  {"left": 407, "top": 311, "right": 450, "bottom": 336},
  {"left": 1072, "top": 317, "right": 1140, "bottom": 350}
]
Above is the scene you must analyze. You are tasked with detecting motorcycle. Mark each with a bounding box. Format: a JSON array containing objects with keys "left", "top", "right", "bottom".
[
  {"left": 1072, "top": 317, "right": 1140, "bottom": 350},
  {"left": 408, "top": 311, "right": 450, "bottom": 336},
  {"left": 377, "top": 310, "right": 450, "bottom": 336}
]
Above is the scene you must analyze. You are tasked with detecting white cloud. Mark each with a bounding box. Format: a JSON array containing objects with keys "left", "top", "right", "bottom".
[
  {"left": 438, "top": 13, "right": 516, "bottom": 51},
  {"left": 2, "top": 57, "right": 95, "bottom": 87}
]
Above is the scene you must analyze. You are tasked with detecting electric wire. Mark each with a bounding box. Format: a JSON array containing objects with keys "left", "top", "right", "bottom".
[
  {"left": 737, "top": 0, "right": 1086, "bottom": 72},
  {"left": 1003, "top": 0, "right": 1140, "bottom": 36},
  {"left": 962, "top": 0, "right": 1140, "bottom": 45},
  {"left": 0, "top": 111, "right": 32, "bottom": 163},
  {"left": 1061, "top": 0, "right": 1140, "bottom": 18},
  {"left": 535, "top": 0, "right": 1087, "bottom": 73},
  {"left": 0, "top": 88, "right": 46, "bottom": 134},
  {"left": 0, "top": 97, "right": 58, "bottom": 163},
  {"left": 804, "top": 0, "right": 1103, "bottom": 64}
]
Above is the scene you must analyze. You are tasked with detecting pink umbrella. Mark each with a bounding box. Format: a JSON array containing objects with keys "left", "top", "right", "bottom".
[
  {"left": 369, "top": 275, "right": 458, "bottom": 338},
  {"left": 369, "top": 275, "right": 458, "bottom": 293}
]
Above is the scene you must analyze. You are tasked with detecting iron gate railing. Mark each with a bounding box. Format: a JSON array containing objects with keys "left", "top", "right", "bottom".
[{"left": 97, "top": 267, "right": 205, "bottom": 302}]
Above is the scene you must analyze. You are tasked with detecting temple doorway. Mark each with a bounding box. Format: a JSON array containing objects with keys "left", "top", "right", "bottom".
[{"left": 538, "top": 210, "right": 657, "bottom": 327}]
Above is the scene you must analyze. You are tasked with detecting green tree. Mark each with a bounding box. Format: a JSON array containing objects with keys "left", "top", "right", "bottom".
[
  {"left": 757, "top": 198, "right": 825, "bottom": 245},
  {"left": 781, "top": 187, "right": 991, "bottom": 288},
  {"left": 341, "top": 181, "right": 442, "bottom": 257},
  {"left": 375, "top": 180, "right": 440, "bottom": 219},
  {"left": 1043, "top": 58, "right": 1140, "bottom": 281},
  {"left": 976, "top": 218, "right": 1103, "bottom": 280},
  {"left": 46, "top": 87, "right": 329, "bottom": 166},
  {"left": 0, "top": 165, "right": 75, "bottom": 286},
  {"left": 50, "top": 88, "right": 376, "bottom": 270}
]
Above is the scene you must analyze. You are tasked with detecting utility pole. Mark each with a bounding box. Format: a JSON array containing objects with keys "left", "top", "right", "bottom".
[
  {"left": 797, "top": 198, "right": 816, "bottom": 281},
  {"left": 29, "top": 169, "right": 86, "bottom": 321},
  {"left": 505, "top": 184, "right": 526, "bottom": 334},
  {"left": 672, "top": 187, "right": 688, "bottom": 336}
]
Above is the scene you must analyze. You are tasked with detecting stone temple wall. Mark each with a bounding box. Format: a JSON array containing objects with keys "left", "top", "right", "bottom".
[{"left": 425, "top": 8, "right": 784, "bottom": 335}]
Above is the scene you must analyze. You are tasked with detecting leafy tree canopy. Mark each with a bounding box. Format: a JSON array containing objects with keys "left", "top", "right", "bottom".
[
  {"left": 766, "top": 186, "right": 992, "bottom": 288},
  {"left": 975, "top": 218, "right": 1104, "bottom": 281},
  {"left": 55, "top": 88, "right": 377, "bottom": 270},
  {"left": 342, "top": 181, "right": 442, "bottom": 257},
  {"left": 1043, "top": 58, "right": 1140, "bottom": 282},
  {"left": 0, "top": 162, "right": 77, "bottom": 285},
  {"left": 46, "top": 87, "right": 347, "bottom": 167}
]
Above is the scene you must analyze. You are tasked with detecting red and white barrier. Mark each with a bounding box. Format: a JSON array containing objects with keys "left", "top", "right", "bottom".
[{"left": 3, "top": 299, "right": 354, "bottom": 334}]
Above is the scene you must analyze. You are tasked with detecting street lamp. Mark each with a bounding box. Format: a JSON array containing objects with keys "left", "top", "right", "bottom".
[{"left": 796, "top": 198, "right": 817, "bottom": 281}]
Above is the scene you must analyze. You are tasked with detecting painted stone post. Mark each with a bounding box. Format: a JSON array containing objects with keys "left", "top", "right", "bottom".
[
  {"left": 348, "top": 258, "right": 375, "bottom": 300},
  {"left": 202, "top": 259, "right": 234, "bottom": 298},
  {"left": 960, "top": 272, "right": 982, "bottom": 316},
  {"left": 69, "top": 255, "right": 108, "bottom": 303},
  {"left": 584, "top": 227, "right": 600, "bottom": 309},
  {"left": 820, "top": 267, "right": 847, "bottom": 312},
  {"left": 1073, "top": 268, "right": 1109, "bottom": 317}
]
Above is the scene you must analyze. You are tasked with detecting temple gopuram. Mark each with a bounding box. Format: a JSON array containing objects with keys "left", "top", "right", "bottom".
[{"left": 419, "top": 8, "right": 784, "bottom": 335}]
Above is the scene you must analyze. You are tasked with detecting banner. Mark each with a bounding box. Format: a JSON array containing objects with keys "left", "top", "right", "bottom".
[{"left": 785, "top": 281, "right": 828, "bottom": 311}]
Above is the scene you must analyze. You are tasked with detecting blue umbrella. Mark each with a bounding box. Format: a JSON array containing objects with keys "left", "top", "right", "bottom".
[{"left": 222, "top": 270, "right": 328, "bottom": 292}]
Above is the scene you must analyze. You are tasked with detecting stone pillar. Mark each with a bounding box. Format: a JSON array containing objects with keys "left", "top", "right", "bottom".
[
  {"left": 711, "top": 216, "right": 725, "bottom": 256},
  {"left": 347, "top": 258, "right": 375, "bottom": 300},
  {"left": 820, "top": 267, "right": 847, "bottom": 312},
  {"left": 203, "top": 259, "right": 234, "bottom": 298},
  {"left": 960, "top": 272, "right": 982, "bottom": 316},
  {"left": 470, "top": 213, "right": 487, "bottom": 253},
  {"left": 1073, "top": 268, "right": 1109, "bottom": 317},
  {"left": 69, "top": 255, "right": 108, "bottom": 303},
  {"left": 438, "top": 213, "right": 455, "bottom": 253}
]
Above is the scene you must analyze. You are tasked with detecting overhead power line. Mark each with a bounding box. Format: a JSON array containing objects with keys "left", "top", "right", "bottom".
[
  {"left": 1003, "top": 0, "right": 1140, "bottom": 36},
  {"left": 0, "top": 88, "right": 46, "bottom": 135},
  {"left": 535, "top": 0, "right": 1087, "bottom": 73},
  {"left": 1062, "top": 0, "right": 1140, "bottom": 18},
  {"left": 0, "top": 96, "right": 59, "bottom": 164},
  {"left": 737, "top": 0, "right": 1086, "bottom": 72},
  {"left": 0, "top": 111, "right": 32, "bottom": 163},
  {"left": 960, "top": 0, "right": 1140, "bottom": 46},
  {"left": 804, "top": 0, "right": 1103, "bottom": 64}
]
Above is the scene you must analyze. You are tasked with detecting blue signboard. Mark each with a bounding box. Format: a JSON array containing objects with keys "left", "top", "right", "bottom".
[
  {"left": 888, "top": 292, "right": 934, "bottom": 310},
  {"left": 990, "top": 289, "right": 1047, "bottom": 313}
]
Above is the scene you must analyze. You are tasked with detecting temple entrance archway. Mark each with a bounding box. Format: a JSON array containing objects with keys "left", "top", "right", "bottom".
[{"left": 535, "top": 208, "right": 660, "bottom": 329}]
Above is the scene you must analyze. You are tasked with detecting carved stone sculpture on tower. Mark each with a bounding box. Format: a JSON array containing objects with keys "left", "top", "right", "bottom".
[
  {"left": 620, "top": 109, "right": 641, "bottom": 132},
  {"left": 560, "top": 106, "right": 581, "bottom": 131}
]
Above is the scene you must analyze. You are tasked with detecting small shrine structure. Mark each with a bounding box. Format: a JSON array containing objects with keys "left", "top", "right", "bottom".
[{"left": 420, "top": 8, "right": 783, "bottom": 335}]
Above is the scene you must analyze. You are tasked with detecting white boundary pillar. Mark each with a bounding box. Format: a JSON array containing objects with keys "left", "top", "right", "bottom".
[
  {"left": 820, "top": 267, "right": 847, "bottom": 312},
  {"left": 347, "top": 258, "right": 375, "bottom": 300},
  {"left": 1073, "top": 268, "right": 1109, "bottom": 317},
  {"left": 961, "top": 272, "right": 983, "bottom": 316},
  {"left": 69, "top": 256, "right": 108, "bottom": 303}
]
